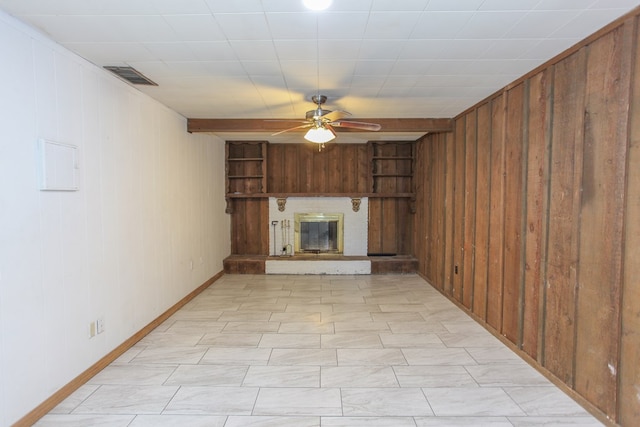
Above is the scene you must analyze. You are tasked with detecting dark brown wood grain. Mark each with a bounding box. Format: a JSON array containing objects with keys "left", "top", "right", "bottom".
[
  {"left": 620, "top": 17, "right": 640, "bottom": 427},
  {"left": 452, "top": 118, "right": 466, "bottom": 302},
  {"left": 472, "top": 103, "right": 491, "bottom": 320},
  {"left": 543, "top": 49, "right": 587, "bottom": 386},
  {"left": 462, "top": 111, "right": 477, "bottom": 309},
  {"left": 486, "top": 94, "right": 506, "bottom": 331},
  {"left": 502, "top": 83, "right": 525, "bottom": 343},
  {"left": 443, "top": 130, "right": 456, "bottom": 295},
  {"left": 522, "top": 69, "right": 551, "bottom": 359},
  {"left": 574, "top": 24, "right": 630, "bottom": 417}
]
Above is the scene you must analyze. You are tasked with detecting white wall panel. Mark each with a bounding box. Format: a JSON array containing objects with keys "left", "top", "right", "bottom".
[{"left": 0, "top": 10, "right": 230, "bottom": 426}]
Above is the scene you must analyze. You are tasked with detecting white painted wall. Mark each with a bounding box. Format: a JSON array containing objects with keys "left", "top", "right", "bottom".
[{"left": 0, "top": 10, "right": 230, "bottom": 426}]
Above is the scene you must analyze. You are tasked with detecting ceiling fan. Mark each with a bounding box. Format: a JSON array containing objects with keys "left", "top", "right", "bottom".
[{"left": 271, "top": 95, "right": 382, "bottom": 147}]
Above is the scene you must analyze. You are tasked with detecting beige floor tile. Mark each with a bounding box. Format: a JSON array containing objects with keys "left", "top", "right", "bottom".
[{"left": 40, "top": 274, "right": 603, "bottom": 426}]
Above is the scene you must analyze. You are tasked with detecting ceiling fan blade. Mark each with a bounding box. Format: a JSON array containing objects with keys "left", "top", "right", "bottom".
[
  {"left": 322, "top": 110, "right": 351, "bottom": 122},
  {"left": 271, "top": 123, "right": 313, "bottom": 136},
  {"left": 331, "top": 120, "right": 382, "bottom": 131}
]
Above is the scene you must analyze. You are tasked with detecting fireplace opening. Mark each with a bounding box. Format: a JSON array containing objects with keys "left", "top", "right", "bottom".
[{"left": 294, "top": 213, "right": 344, "bottom": 254}]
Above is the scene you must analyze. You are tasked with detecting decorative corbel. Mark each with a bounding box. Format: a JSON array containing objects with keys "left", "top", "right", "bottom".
[
  {"left": 276, "top": 198, "right": 287, "bottom": 212},
  {"left": 225, "top": 198, "right": 233, "bottom": 214},
  {"left": 351, "top": 198, "right": 361, "bottom": 212},
  {"left": 408, "top": 197, "right": 416, "bottom": 214}
]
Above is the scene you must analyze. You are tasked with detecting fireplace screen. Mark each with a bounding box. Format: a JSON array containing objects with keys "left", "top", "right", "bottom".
[{"left": 294, "top": 213, "right": 344, "bottom": 254}]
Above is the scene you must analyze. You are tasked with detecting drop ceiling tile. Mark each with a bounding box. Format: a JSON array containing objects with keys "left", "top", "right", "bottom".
[
  {"left": 377, "top": 85, "right": 420, "bottom": 97},
  {"left": 353, "top": 60, "right": 396, "bottom": 76},
  {"left": 383, "top": 75, "right": 422, "bottom": 86},
  {"left": 204, "top": 0, "right": 263, "bottom": 13},
  {"left": 364, "top": 12, "right": 422, "bottom": 39},
  {"left": 551, "top": 9, "right": 630, "bottom": 38},
  {"left": 241, "top": 60, "right": 283, "bottom": 75},
  {"left": 371, "top": 0, "right": 429, "bottom": 11},
  {"left": 505, "top": 10, "right": 581, "bottom": 38},
  {"left": 266, "top": 12, "right": 318, "bottom": 39},
  {"left": 230, "top": 40, "right": 278, "bottom": 61},
  {"left": 347, "top": 75, "right": 387, "bottom": 89},
  {"left": 397, "top": 40, "right": 445, "bottom": 60},
  {"left": 589, "top": 0, "right": 640, "bottom": 8},
  {"left": 518, "top": 38, "right": 581, "bottom": 61},
  {"left": 201, "top": 61, "right": 248, "bottom": 76},
  {"left": 187, "top": 41, "right": 237, "bottom": 61},
  {"left": 415, "top": 74, "right": 518, "bottom": 87},
  {"left": 319, "top": 40, "right": 362, "bottom": 60},
  {"left": 111, "top": 15, "right": 180, "bottom": 42},
  {"left": 357, "top": 40, "right": 404, "bottom": 60},
  {"left": 390, "top": 60, "right": 434, "bottom": 75},
  {"left": 479, "top": 0, "right": 541, "bottom": 11},
  {"left": 278, "top": 60, "right": 318, "bottom": 77},
  {"left": 535, "top": 0, "right": 598, "bottom": 10},
  {"left": 410, "top": 12, "right": 475, "bottom": 38},
  {"left": 62, "top": 42, "right": 156, "bottom": 63},
  {"left": 426, "top": 0, "right": 484, "bottom": 11},
  {"left": 317, "top": 60, "right": 357, "bottom": 80},
  {"left": 436, "top": 39, "right": 494, "bottom": 59},
  {"left": 143, "top": 43, "right": 199, "bottom": 61},
  {"left": 317, "top": 12, "right": 369, "bottom": 38},
  {"left": 213, "top": 12, "right": 271, "bottom": 40},
  {"left": 481, "top": 39, "right": 542, "bottom": 60},
  {"left": 273, "top": 40, "right": 316, "bottom": 61},
  {"left": 19, "top": 15, "right": 122, "bottom": 43},
  {"left": 162, "top": 15, "right": 225, "bottom": 41},
  {"left": 456, "top": 11, "right": 527, "bottom": 38},
  {"left": 323, "top": 0, "right": 376, "bottom": 12},
  {"left": 251, "top": 75, "right": 288, "bottom": 89}
]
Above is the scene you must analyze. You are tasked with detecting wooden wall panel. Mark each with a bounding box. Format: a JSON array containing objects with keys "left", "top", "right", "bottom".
[
  {"left": 543, "top": 49, "right": 587, "bottom": 386},
  {"left": 443, "top": 131, "right": 455, "bottom": 295},
  {"left": 502, "top": 83, "right": 525, "bottom": 343},
  {"left": 433, "top": 135, "right": 447, "bottom": 289},
  {"left": 522, "top": 69, "right": 551, "bottom": 358},
  {"left": 462, "top": 111, "right": 477, "bottom": 310},
  {"left": 574, "top": 25, "right": 630, "bottom": 417},
  {"left": 230, "top": 199, "right": 269, "bottom": 255},
  {"left": 452, "top": 118, "right": 466, "bottom": 302},
  {"left": 413, "top": 140, "right": 428, "bottom": 277},
  {"left": 414, "top": 11, "right": 640, "bottom": 425},
  {"left": 486, "top": 95, "right": 506, "bottom": 331},
  {"left": 473, "top": 103, "right": 491, "bottom": 320},
  {"left": 620, "top": 18, "right": 640, "bottom": 427}
]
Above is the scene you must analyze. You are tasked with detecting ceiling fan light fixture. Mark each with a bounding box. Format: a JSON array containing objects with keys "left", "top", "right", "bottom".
[
  {"left": 304, "top": 126, "right": 336, "bottom": 144},
  {"left": 303, "top": 0, "right": 332, "bottom": 11}
]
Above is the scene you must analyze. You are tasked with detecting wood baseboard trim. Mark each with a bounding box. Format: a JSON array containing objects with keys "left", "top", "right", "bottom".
[{"left": 11, "top": 270, "right": 224, "bottom": 427}]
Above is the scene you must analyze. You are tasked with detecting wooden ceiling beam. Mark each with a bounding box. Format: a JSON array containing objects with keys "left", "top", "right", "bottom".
[{"left": 187, "top": 118, "right": 454, "bottom": 133}]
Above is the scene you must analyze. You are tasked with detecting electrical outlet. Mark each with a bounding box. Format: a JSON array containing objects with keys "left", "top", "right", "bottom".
[
  {"left": 89, "top": 321, "right": 96, "bottom": 338},
  {"left": 96, "top": 317, "right": 105, "bottom": 334}
]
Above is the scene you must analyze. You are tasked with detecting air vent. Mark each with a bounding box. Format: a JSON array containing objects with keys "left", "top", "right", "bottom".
[{"left": 103, "top": 66, "right": 158, "bottom": 86}]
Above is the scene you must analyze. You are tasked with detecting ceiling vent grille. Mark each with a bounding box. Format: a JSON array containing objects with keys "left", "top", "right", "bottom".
[{"left": 103, "top": 66, "right": 157, "bottom": 86}]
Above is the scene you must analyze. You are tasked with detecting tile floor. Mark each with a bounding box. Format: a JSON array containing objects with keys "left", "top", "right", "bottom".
[{"left": 37, "top": 274, "right": 603, "bottom": 426}]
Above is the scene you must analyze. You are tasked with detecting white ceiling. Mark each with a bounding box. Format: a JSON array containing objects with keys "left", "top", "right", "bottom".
[{"left": 1, "top": 0, "right": 638, "bottom": 143}]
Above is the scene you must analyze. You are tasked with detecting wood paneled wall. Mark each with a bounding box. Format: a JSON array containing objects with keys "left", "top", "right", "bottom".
[
  {"left": 267, "top": 143, "right": 370, "bottom": 193},
  {"left": 413, "top": 14, "right": 640, "bottom": 426}
]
